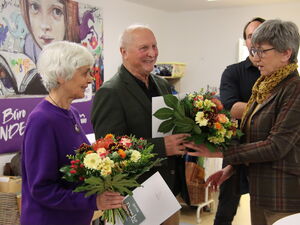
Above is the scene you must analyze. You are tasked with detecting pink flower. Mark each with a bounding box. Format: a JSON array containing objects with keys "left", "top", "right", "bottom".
[
  {"left": 120, "top": 138, "right": 132, "bottom": 147},
  {"left": 217, "top": 114, "right": 229, "bottom": 123}
]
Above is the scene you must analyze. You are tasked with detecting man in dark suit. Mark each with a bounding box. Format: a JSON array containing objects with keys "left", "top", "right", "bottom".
[
  {"left": 215, "top": 17, "right": 265, "bottom": 225},
  {"left": 91, "top": 24, "right": 188, "bottom": 225}
]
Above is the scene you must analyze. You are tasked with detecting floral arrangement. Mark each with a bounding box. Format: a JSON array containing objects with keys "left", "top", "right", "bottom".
[
  {"left": 154, "top": 90, "right": 242, "bottom": 151},
  {"left": 60, "top": 134, "right": 162, "bottom": 224}
]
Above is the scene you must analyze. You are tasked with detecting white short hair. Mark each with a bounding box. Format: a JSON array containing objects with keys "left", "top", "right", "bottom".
[
  {"left": 37, "top": 41, "right": 94, "bottom": 91},
  {"left": 119, "top": 24, "right": 152, "bottom": 49}
]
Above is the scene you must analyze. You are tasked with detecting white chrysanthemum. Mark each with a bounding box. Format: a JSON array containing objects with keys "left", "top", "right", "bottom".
[
  {"left": 98, "top": 157, "right": 114, "bottom": 176},
  {"left": 195, "top": 112, "right": 208, "bottom": 126},
  {"left": 130, "top": 150, "right": 141, "bottom": 162},
  {"left": 83, "top": 153, "right": 101, "bottom": 170}
]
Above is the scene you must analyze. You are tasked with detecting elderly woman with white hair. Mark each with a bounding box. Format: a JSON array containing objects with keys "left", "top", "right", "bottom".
[
  {"left": 185, "top": 19, "right": 300, "bottom": 225},
  {"left": 21, "top": 41, "right": 124, "bottom": 225}
]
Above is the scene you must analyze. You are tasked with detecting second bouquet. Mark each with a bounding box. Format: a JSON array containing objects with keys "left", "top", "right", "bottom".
[
  {"left": 153, "top": 90, "right": 242, "bottom": 151},
  {"left": 60, "top": 134, "right": 162, "bottom": 224}
]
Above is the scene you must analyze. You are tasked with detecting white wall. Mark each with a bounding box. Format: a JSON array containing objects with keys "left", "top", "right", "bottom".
[
  {"left": 173, "top": 3, "right": 300, "bottom": 93},
  {"left": 80, "top": 0, "right": 300, "bottom": 94}
]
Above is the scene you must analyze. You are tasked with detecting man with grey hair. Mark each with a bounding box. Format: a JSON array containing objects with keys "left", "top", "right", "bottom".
[{"left": 91, "top": 24, "right": 189, "bottom": 225}]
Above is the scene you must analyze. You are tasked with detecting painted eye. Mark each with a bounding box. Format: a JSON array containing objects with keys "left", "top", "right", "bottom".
[
  {"left": 29, "top": 3, "right": 40, "bottom": 14},
  {"left": 52, "top": 7, "right": 64, "bottom": 19}
]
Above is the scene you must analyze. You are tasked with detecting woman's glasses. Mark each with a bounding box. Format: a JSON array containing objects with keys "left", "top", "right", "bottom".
[{"left": 249, "top": 47, "right": 275, "bottom": 58}]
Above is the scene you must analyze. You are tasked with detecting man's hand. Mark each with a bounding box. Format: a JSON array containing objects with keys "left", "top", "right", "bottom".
[{"left": 164, "top": 134, "right": 190, "bottom": 156}]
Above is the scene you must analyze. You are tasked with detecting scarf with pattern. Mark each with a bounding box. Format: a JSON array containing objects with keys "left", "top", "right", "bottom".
[{"left": 241, "top": 63, "right": 298, "bottom": 124}]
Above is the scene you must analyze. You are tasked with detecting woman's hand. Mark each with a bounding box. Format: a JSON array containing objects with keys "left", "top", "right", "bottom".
[
  {"left": 96, "top": 191, "right": 124, "bottom": 210},
  {"left": 184, "top": 142, "right": 223, "bottom": 158},
  {"left": 205, "top": 165, "right": 234, "bottom": 191}
]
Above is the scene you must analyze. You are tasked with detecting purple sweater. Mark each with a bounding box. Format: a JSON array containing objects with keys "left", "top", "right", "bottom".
[{"left": 21, "top": 100, "right": 97, "bottom": 225}]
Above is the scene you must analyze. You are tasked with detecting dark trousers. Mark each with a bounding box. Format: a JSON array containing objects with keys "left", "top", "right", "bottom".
[
  {"left": 214, "top": 164, "right": 249, "bottom": 225},
  {"left": 213, "top": 174, "right": 241, "bottom": 225}
]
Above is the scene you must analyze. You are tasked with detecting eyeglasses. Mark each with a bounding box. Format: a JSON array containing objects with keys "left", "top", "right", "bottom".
[{"left": 249, "top": 47, "right": 275, "bottom": 58}]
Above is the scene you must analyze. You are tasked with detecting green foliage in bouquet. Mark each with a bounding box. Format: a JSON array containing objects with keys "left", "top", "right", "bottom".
[
  {"left": 60, "top": 134, "right": 163, "bottom": 224},
  {"left": 154, "top": 90, "right": 243, "bottom": 152}
]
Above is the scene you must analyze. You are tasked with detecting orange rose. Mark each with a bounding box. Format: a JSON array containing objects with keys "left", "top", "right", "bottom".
[
  {"left": 217, "top": 114, "right": 228, "bottom": 123},
  {"left": 118, "top": 149, "right": 126, "bottom": 159},
  {"left": 105, "top": 134, "right": 114, "bottom": 139},
  {"left": 214, "top": 122, "right": 223, "bottom": 130},
  {"left": 211, "top": 98, "right": 224, "bottom": 111}
]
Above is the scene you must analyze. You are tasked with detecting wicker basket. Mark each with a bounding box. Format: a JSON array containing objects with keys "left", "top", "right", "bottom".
[
  {"left": 0, "top": 192, "right": 20, "bottom": 225},
  {"left": 185, "top": 162, "right": 207, "bottom": 205}
]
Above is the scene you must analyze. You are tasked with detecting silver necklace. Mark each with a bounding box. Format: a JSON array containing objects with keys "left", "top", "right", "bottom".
[{"left": 48, "top": 95, "right": 81, "bottom": 133}]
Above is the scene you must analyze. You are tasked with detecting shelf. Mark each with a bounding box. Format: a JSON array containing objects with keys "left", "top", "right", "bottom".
[{"left": 160, "top": 76, "right": 182, "bottom": 79}]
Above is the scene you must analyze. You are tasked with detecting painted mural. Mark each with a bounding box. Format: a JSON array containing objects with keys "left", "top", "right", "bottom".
[
  {"left": 0, "top": 0, "right": 103, "bottom": 153},
  {"left": 0, "top": 0, "right": 103, "bottom": 95}
]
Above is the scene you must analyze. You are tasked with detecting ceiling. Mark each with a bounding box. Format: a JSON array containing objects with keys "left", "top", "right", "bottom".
[{"left": 123, "top": 0, "right": 299, "bottom": 12}]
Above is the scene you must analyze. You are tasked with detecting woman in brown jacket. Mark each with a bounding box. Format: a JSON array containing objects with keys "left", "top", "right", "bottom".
[{"left": 185, "top": 19, "right": 300, "bottom": 225}]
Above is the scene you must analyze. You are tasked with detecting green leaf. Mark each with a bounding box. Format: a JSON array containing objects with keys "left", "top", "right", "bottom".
[
  {"left": 188, "top": 134, "right": 204, "bottom": 144},
  {"left": 172, "top": 125, "right": 192, "bottom": 134},
  {"left": 158, "top": 119, "right": 174, "bottom": 133},
  {"left": 110, "top": 174, "right": 140, "bottom": 195},
  {"left": 236, "top": 130, "right": 244, "bottom": 138},
  {"left": 197, "top": 157, "right": 205, "bottom": 167},
  {"left": 163, "top": 94, "right": 179, "bottom": 109},
  {"left": 173, "top": 111, "right": 184, "bottom": 120},
  {"left": 153, "top": 107, "right": 174, "bottom": 120},
  {"left": 176, "top": 102, "right": 185, "bottom": 117},
  {"left": 205, "top": 142, "right": 217, "bottom": 152},
  {"left": 193, "top": 125, "right": 202, "bottom": 135},
  {"left": 173, "top": 118, "right": 194, "bottom": 132}
]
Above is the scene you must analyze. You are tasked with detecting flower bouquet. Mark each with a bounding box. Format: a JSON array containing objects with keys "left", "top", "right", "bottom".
[
  {"left": 60, "top": 134, "right": 162, "bottom": 224},
  {"left": 153, "top": 90, "right": 242, "bottom": 151}
]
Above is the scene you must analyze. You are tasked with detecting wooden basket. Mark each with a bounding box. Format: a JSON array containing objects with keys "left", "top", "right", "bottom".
[{"left": 0, "top": 192, "right": 20, "bottom": 225}]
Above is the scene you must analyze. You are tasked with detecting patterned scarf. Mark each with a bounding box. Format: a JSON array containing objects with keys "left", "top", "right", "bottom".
[{"left": 242, "top": 63, "right": 298, "bottom": 124}]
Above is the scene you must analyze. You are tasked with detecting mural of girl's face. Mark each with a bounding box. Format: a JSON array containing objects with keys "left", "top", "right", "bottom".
[{"left": 28, "top": 0, "right": 65, "bottom": 48}]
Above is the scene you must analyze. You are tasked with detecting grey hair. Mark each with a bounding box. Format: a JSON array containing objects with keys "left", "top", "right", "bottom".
[
  {"left": 119, "top": 24, "right": 152, "bottom": 49},
  {"left": 37, "top": 41, "right": 94, "bottom": 91},
  {"left": 251, "top": 19, "right": 300, "bottom": 63}
]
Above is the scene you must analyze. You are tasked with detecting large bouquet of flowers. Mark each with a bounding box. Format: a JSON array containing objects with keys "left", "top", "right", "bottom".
[
  {"left": 60, "top": 134, "right": 162, "bottom": 224},
  {"left": 154, "top": 90, "right": 242, "bottom": 151}
]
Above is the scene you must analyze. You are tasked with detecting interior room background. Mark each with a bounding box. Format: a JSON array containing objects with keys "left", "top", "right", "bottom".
[{"left": 1, "top": 0, "right": 300, "bottom": 172}]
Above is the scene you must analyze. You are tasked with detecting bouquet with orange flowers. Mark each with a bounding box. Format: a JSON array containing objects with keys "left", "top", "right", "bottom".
[
  {"left": 60, "top": 134, "right": 162, "bottom": 224},
  {"left": 154, "top": 90, "right": 242, "bottom": 151}
]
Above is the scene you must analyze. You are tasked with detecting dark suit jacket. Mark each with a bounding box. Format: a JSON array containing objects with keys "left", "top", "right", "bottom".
[
  {"left": 91, "top": 65, "right": 185, "bottom": 196},
  {"left": 224, "top": 71, "right": 300, "bottom": 212}
]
